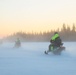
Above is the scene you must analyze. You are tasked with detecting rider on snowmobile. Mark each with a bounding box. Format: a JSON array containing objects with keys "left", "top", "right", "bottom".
[
  {"left": 45, "top": 32, "right": 65, "bottom": 54},
  {"left": 15, "top": 38, "right": 21, "bottom": 48},
  {"left": 49, "top": 32, "right": 62, "bottom": 51}
]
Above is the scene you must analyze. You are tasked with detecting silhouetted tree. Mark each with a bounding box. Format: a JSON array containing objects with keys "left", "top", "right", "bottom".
[{"left": 5, "top": 24, "right": 76, "bottom": 42}]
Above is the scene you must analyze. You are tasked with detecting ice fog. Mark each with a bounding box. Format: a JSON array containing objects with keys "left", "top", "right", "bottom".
[{"left": 0, "top": 42, "right": 76, "bottom": 75}]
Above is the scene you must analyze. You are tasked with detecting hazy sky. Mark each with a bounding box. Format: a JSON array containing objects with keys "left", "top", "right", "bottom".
[{"left": 0, "top": 0, "right": 76, "bottom": 37}]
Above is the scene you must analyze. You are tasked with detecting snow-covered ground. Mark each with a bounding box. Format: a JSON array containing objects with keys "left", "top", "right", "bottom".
[{"left": 0, "top": 42, "right": 76, "bottom": 75}]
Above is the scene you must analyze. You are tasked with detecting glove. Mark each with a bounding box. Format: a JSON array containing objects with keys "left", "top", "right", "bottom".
[{"left": 50, "top": 40, "right": 54, "bottom": 43}]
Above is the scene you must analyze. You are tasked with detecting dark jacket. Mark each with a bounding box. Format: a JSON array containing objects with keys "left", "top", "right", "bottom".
[{"left": 51, "top": 33, "right": 62, "bottom": 47}]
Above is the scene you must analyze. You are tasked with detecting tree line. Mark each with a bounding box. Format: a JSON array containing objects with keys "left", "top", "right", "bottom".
[{"left": 5, "top": 24, "right": 76, "bottom": 42}]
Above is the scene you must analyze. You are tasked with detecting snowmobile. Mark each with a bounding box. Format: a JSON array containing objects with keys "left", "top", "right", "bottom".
[
  {"left": 45, "top": 44, "right": 65, "bottom": 55},
  {"left": 14, "top": 38, "right": 21, "bottom": 48},
  {"left": 0, "top": 40, "right": 3, "bottom": 45},
  {"left": 14, "top": 41, "right": 21, "bottom": 48}
]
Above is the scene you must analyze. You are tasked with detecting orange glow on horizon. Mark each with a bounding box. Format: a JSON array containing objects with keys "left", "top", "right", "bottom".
[
  {"left": 0, "top": 0, "right": 76, "bottom": 37},
  {"left": 0, "top": 22, "right": 74, "bottom": 38}
]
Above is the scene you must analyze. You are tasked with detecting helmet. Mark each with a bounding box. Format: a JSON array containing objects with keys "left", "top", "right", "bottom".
[{"left": 54, "top": 32, "right": 58, "bottom": 34}]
